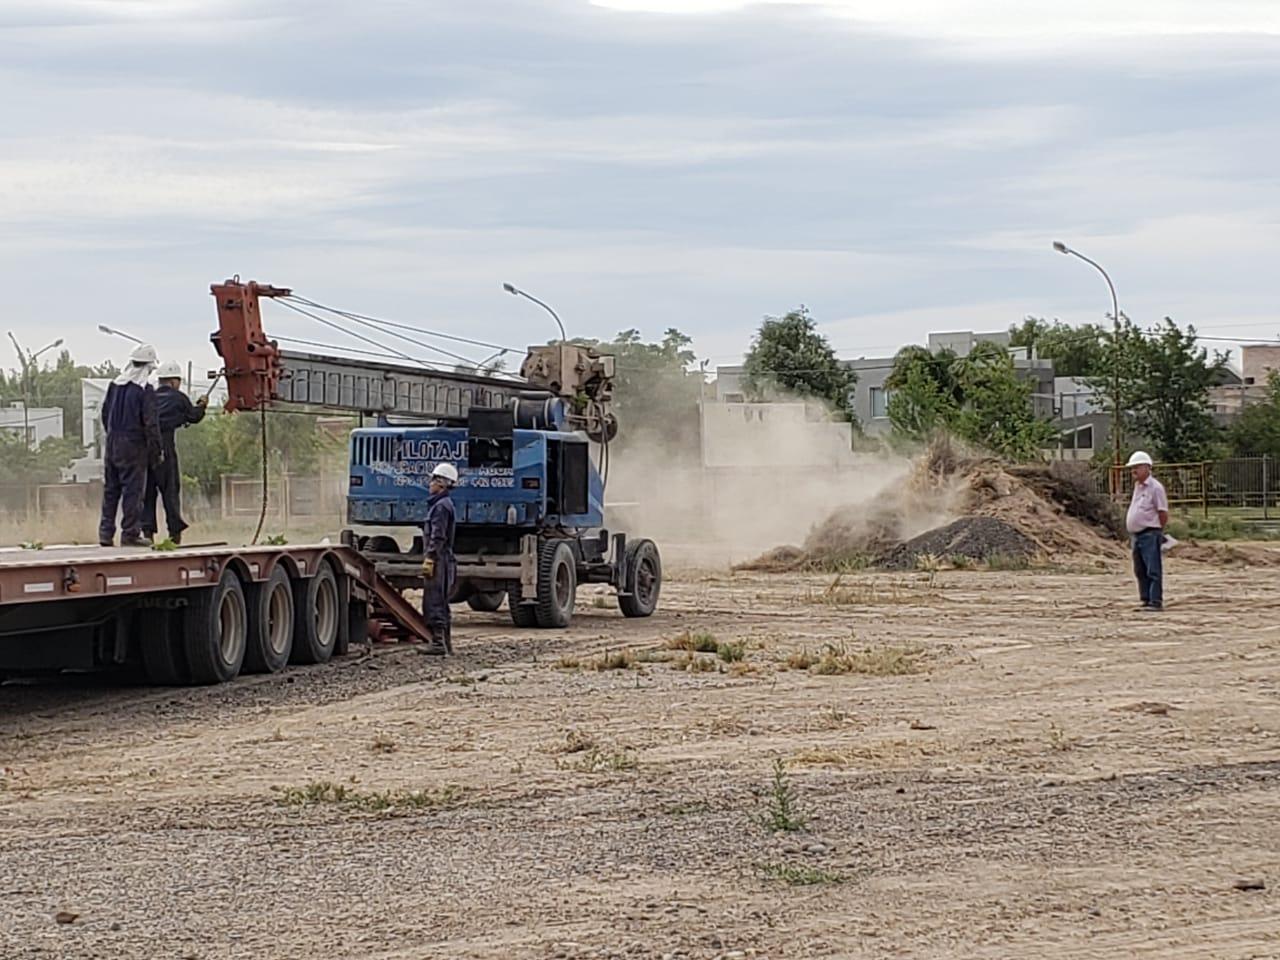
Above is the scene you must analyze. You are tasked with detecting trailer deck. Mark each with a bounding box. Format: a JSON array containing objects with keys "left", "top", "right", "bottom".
[{"left": 0, "top": 542, "right": 431, "bottom": 685}]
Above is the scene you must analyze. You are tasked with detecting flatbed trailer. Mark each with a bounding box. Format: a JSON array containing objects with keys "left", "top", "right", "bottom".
[{"left": 0, "top": 542, "right": 431, "bottom": 685}]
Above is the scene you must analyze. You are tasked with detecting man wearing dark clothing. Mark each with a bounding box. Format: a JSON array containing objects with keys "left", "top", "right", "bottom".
[
  {"left": 143, "top": 361, "right": 207, "bottom": 544},
  {"left": 421, "top": 462, "right": 459, "bottom": 654},
  {"left": 99, "top": 344, "right": 162, "bottom": 548}
]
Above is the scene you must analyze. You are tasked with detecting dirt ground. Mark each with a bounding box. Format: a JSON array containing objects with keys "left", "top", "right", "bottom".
[{"left": 1, "top": 557, "right": 1278, "bottom": 959}]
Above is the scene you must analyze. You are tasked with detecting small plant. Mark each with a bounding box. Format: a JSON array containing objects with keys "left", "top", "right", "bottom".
[
  {"left": 567, "top": 746, "right": 637, "bottom": 773},
  {"left": 664, "top": 629, "right": 719, "bottom": 653},
  {"left": 760, "top": 758, "right": 807, "bottom": 833},
  {"left": 150, "top": 538, "right": 179, "bottom": 552},
  {"left": 914, "top": 552, "right": 943, "bottom": 585},
  {"left": 273, "top": 780, "right": 462, "bottom": 813},
  {"left": 986, "top": 552, "right": 1031, "bottom": 571},
  {"left": 716, "top": 641, "right": 746, "bottom": 663},
  {"left": 555, "top": 656, "right": 581, "bottom": 670},
  {"left": 591, "top": 594, "right": 613, "bottom": 609},
  {"left": 671, "top": 651, "right": 719, "bottom": 673},
  {"left": 810, "top": 642, "right": 924, "bottom": 677},
  {"left": 551, "top": 730, "right": 596, "bottom": 754},
  {"left": 633, "top": 648, "right": 673, "bottom": 664},
  {"left": 664, "top": 799, "right": 712, "bottom": 817},
  {"left": 589, "top": 649, "right": 635, "bottom": 671},
  {"left": 757, "top": 861, "right": 843, "bottom": 886},
  {"left": 263, "top": 533, "right": 289, "bottom": 546},
  {"left": 948, "top": 553, "right": 973, "bottom": 570},
  {"left": 19, "top": 540, "right": 44, "bottom": 551},
  {"left": 784, "top": 649, "right": 818, "bottom": 671},
  {"left": 1048, "top": 721, "right": 1076, "bottom": 752},
  {"left": 370, "top": 732, "right": 398, "bottom": 754}
]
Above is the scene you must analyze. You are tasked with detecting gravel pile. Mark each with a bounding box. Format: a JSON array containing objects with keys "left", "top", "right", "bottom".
[{"left": 878, "top": 516, "right": 1037, "bottom": 569}]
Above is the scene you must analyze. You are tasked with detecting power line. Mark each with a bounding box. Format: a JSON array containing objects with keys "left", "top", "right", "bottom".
[{"left": 284, "top": 295, "right": 519, "bottom": 355}]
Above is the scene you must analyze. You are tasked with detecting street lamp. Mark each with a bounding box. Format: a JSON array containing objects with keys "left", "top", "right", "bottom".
[
  {"left": 502, "top": 283, "right": 567, "bottom": 342},
  {"left": 98, "top": 323, "right": 144, "bottom": 344},
  {"left": 1052, "top": 240, "right": 1123, "bottom": 465},
  {"left": 6, "top": 333, "right": 64, "bottom": 449}
]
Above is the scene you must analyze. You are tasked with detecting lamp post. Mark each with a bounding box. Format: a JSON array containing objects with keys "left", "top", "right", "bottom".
[
  {"left": 7, "top": 333, "right": 64, "bottom": 449},
  {"left": 97, "top": 324, "right": 144, "bottom": 345},
  {"left": 1052, "top": 241, "right": 1122, "bottom": 465},
  {"left": 502, "top": 283, "right": 567, "bottom": 342}
]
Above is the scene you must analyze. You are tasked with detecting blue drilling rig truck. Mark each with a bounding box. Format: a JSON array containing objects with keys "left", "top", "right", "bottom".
[{"left": 211, "top": 279, "right": 662, "bottom": 631}]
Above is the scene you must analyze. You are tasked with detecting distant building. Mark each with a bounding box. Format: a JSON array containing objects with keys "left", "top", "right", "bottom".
[{"left": 0, "top": 402, "right": 64, "bottom": 447}]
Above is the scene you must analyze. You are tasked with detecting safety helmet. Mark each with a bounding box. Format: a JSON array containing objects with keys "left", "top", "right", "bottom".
[
  {"left": 431, "top": 462, "right": 459, "bottom": 486},
  {"left": 1125, "top": 450, "right": 1154, "bottom": 468},
  {"left": 157, "top": 360, "right": 183, "bottom": 380},
  {"left": 130, "top": 343, "right": 159, "bottom": 366}
]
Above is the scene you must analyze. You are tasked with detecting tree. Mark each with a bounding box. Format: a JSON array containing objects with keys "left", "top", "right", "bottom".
[
  {"left": 1089, "top": 317, "right": 1223, "bottom": 462},
  {"left": 1228, "top": 372, "right": 1280, "bottom": 459},
  {"left": 175, "top": 410, "right": 351, "bottom": 495},
  {"left": 1008, "top": 317, "right": 1108, "bottom": 378},
  {"left": 885, "top": 341, "right": 1055, "bottom": 460},
  {"left": 0, "top": 349, "right": 119, "bottom": 446},
  {"left": 742, "top": 307, "right": 857, "bottom": 421},
  {"left": 0, "top": 433, "right": 84, "bottom": 485}
]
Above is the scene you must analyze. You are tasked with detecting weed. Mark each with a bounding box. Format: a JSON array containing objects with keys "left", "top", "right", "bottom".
[
  {"left": 589, "top": 649, "right": 635, "bottom": 671},
  {"left": 566, "top": 746, "right": 637, "bottom": 773},
  {"left": 810, "top": 642, "right": 924, "bottom": 677},
  {"left": 784, "top": 649, "right": 818, "bottom": 671},
  {"left": 150, "top": 538, "right": 179, "bottom": 552},
  {"left": 948, "top": 553, "right": 974, "bottom": 570},
  {"left": 757, "top": 861, "right": 843, "bottom": 886},
  {"left": 370, "top": 732, "right": 398, "bottom": 755},
  {"left": 760, "top": 758, "right": 807, "bottom": 833},
  {"left": 1048, "top": 721, "right": 1077, "bottom": 752},
  {"left": 671, "top": 651, "right": 720, "bottom": 673},
  {"left": 728, "top": 660, "right": 764, "bottom": 678},
  {"left": 555, "top": 656, "right": 581, "bottom": 670},
  {"left": 986, "top": 553, "right": 1031, "bottom": 571},
  {"left": 664, "top": 629, "right": 719, "bottom": 653},
  {"left": 716, "top": 641, "right": 746, "bottom": 663},
  {"left": 664, "top": 799, "right": 711, "bottom": 816},
  {"left": 591, "top": 594, "right": 613, "bottom": 609},
  {"left": 263, "top": 533, "right": 289, "bottom": 546},
  {"left": 791, "top": 748, "right": 849, "bottom": 768},
  {"left": 914, "top": 552, "right": 943, "bottom": 585},
  {"left": 550, "top": 730, "right": 596, "bottom": 755},
  {"left": 273, "top": 780, "right": 461, "bottom": 813},
  {"left": 19, "top": 540, "right": 44, "bottom": 551},
  {"left": 633, "top": 648, "right": 673, "bottom": 664}
]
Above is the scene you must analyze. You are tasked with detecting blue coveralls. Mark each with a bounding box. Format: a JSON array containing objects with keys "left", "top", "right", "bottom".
[
  {"left": 99, "top": 380, "right": 161, "bottom": 545},
  {"left": 422, "top": 489, "right": 457, "bottom": 651},
  {"left": 143, "top": 385, "right": 206, "bottom": 541}
]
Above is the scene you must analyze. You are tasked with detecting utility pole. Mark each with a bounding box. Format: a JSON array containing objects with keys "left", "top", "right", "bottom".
[
  {"left": 7, "top": 333, "right": 65, "bottom": 450},
  {"left": 1053, "top": 241, "right": 1122, "bottom": 465},
  {"left": 501, "top": 283, "right": 567, "bottom": 342}
]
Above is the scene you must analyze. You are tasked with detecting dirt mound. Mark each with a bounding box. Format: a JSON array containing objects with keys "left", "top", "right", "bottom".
[
  {"left": 1172, "top": 541, "right": 1280, "bottom": 567},
  {"left": 879, "top": 516, "right": 1038, "bottom": 569}
]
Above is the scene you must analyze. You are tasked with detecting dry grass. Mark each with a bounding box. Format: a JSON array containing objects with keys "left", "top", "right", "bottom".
[
  {"left": 273, "top": 781, "right": 462, "bottom": 814},
  {"left": 663, "top": 629, "right": 720, "bottom": 653},
  {"left": 588, "top": 649, "right": 636, "bottom": 671},
  {"left": 810, "top": 642, "right": 925, "bottom": 677},
  {"left": 671, "top": 651, "right": 720, "bottom": 673},
  {"left": 370, "top": 732, "right": 398, "bottom": 755}
]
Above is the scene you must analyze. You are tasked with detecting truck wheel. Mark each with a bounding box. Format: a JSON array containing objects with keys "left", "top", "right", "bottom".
[
  {"left": 366, "top": 535, "right": 400, "bottom": 554},
  {"left": 183, "top": 570, "right": 248, "bottom": 685},
  {"left": 508, "top": 582, "right": 538, "bottom": 628},
  {"left": 244, "top": 566, "right": 295, "bottom": 674},
  {"left": 535, "top": 541, "right": 577, "bottom": 629},
  {"left": 467, "top": 590, "right": 507, "bottom": 613},
  {"left": 292, "top": 564, "right": 341, "bottom": 664},
  {"left": 139, "top": 608, "right": 187, "bottom": 686},
  {"left": 618, "top": 539, "right": 662, "bottom": 618}
]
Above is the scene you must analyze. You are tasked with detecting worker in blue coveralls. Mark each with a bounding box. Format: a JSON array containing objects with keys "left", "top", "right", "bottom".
[
  {"left": 99, "top": 344, "right": 163, "bottom": 548},
  {"left": 420, "top": 462, "right": 459, "bottom": 654},
  {"left": 142, "top": 360, "right": 207, "bottom": 545}
]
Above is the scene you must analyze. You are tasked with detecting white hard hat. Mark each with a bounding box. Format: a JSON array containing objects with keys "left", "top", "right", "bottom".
[
  {"left": 130, "top": 343, "right": 159, "bottom": 366},
  {"left": 1126, "top": 450, "right": 1154, "bottom": 467},
  {"left": 431, "top": 462, "right": 459, "bottom": 485},
  {"left": 157, "top": 360, "right": 183, "bottom": 380}
]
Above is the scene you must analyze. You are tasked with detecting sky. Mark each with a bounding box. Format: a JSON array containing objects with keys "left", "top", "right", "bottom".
[{"left": 2, "top": 0, "right": 1279, "bottom": 379}]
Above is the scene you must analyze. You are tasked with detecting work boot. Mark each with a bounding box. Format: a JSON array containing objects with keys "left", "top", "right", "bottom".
[
  {"left": 99, "top": 538, "right": 114, "bottom": 547},
  {"left": 171, "top": 531, "right": 183, "bottom": 546},
  {"left": 420, "top": 638, "right": 449, "bottom": 656},
  {"left": 120, "top": 535, "right": 153, "bottom": 548}
]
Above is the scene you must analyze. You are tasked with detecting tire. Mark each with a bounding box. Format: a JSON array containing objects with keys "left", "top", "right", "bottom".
[
  {"left": 535, "top": 540, "right": 577, "bottom": 629},
  {"left": 467, "top": 590, "right": 506, "bottom": 613},
  {"left": 291, "top": 563, "right": 341, "bottom": 665},
  {"left": 183, "top": 569, "right": 249, "bottom": 685},
  {"left": 508, "top": 581, "right": 538, "bottom": 628},
  {"left": 365, "top": 535, "right": 400, "bottom": 554},
  {"left": 138, "top": 607, "right": 187, "bottom": 686},
  {"left": 244, "top": 566, "right": 295, "bottom": 674},
  {"left": 618, "top": 539, "right": 662, "bottom": 618},
  {"left": 449, "top": 579, "right": 474, "bottom": 605}
]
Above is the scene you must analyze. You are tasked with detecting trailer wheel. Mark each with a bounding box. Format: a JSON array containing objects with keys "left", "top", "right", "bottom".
[
  {"left": 535, "top": 541, "right": 577, "bottom": 629},
  {"left": 183, "top": 570, "right": 248, "bottom": 685},
  {"left": 467, "top": 590, "right": 506, "bottom": 613},
  {"left": 292, "top": 563, "right": 341, "bottom": 664},
  {"left": 618, "top": 539, "right": 662, "bottom": 618},
  {"left": 244, "top": 566, "right": 295, "bottom": 674},
  {"left": 139, "top": 608, "right": 187, "bottom": 686}
]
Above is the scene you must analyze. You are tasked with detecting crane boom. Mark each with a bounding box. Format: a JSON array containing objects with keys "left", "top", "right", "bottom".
[{"left": 209, "top": 278, "right": 617, "bottom": 439}]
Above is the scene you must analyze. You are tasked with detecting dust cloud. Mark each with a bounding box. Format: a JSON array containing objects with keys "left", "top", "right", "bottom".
[{"left": 603, "top": 402, "right": 944, "bottom": 567}]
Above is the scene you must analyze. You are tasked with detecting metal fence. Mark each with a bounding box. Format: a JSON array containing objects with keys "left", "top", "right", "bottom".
[{"left": 1108, "top": 456, "right": 1280, "bottom": 519}]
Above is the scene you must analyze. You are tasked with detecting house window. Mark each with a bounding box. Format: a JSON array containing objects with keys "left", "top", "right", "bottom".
[{"left": 869, "top": 386, "right": 892, "bottom": 419}]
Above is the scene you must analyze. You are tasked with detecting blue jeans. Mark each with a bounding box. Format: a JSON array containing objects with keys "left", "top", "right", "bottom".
[{"left": 1131, "top": 528, "right": 1163, "bottom": 608}]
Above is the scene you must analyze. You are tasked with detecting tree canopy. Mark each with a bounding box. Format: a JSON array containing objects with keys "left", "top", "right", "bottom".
[
  {"left": 742, "top": 307, "right": 856, "bottom": 421},
  {"left": 1007, "top": 317, "right": 1108, "bottom": 378}
]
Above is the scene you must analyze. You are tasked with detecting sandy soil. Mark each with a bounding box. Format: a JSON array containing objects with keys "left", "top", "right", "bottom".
[{"left": 1, "top": 558, "right": 1278, "bottom": 959}]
